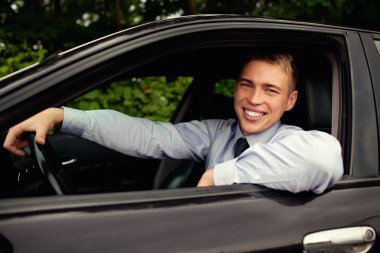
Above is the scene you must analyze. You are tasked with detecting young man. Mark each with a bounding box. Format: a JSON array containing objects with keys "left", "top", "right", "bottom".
[{"left": 3, "top": 52, "right": 343, "bottom": 194}]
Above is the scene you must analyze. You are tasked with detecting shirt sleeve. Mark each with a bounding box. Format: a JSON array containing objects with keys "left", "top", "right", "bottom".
[
  {"left": 213, "top": 130, "right": 344, "bottom": 194},
  {"left": 60, "top": 107, "right": 221, "bottom": 162}
]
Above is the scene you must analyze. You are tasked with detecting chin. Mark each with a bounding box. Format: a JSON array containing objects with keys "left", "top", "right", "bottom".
[
  {"left": 242, "top": 121, "right": 272, "bottom": 134},
  {"left": 241, "top": 127, "right": 262, "bottom": 135}
]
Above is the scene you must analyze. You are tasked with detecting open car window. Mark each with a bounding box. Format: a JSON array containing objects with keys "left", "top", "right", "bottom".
[{"left": 0, "top": 27, "right": 348, "bottom": 198}]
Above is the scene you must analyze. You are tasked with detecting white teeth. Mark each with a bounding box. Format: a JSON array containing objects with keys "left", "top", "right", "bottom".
[{"left": 245, "top": 110, "right": 264, "bottom": 118}]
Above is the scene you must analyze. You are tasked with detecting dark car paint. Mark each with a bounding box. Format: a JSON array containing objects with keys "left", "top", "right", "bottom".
[
  {"left": 345, "top": 31, "right": 379, "bottom": 178},
  {"left": 0, "top": 185, "right": 380, "bottom": 252},
  {"left": 1, "top": 15, "right": 380, "bottom": 252},
  {"left": 361, "top": 32, "right": 380, "bottom": 148}
]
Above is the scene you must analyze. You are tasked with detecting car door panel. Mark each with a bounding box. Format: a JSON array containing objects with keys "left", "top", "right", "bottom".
[
  {"left": 0, "top": 185, "right": 379, "bottom": 253},
  {"left": 360, "top": 32, "right": 380, "bottom": 151},
  {"left": 346, "top": 31, "right": 379, "bottom": 177}
]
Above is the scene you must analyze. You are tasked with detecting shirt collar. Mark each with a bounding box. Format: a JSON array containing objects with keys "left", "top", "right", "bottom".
[{"left": 238, "top": 121, "right": 281, "bottom": 146}]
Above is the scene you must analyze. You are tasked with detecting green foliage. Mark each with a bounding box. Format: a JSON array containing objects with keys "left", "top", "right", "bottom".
[
  {"left": 214, "top": 79, "right": 236, "bottom": 98},
  {"left": 0, "top": 41, "right": 47, "bottom": 77},
  {"left": 251, "top": 0, "right": 354, "bottom": 24},
  {"left": 1, "top": 0, "right": 379, "bottom": 121},
  {"left": 67, "top": 76, "right": 193, "bottom": 122},
  {"left": 1, "top": 0, "right": 379, "bottom": 79}
]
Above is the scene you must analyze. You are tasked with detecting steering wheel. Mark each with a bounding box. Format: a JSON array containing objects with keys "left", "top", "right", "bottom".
[{"left": 29, "top": 134, "right": 70, "bottom": 195}]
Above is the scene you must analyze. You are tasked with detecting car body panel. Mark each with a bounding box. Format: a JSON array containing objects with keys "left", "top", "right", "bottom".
[
  {"left": 345, "top": 31, "right": 379, "bottom": 177},
  {"left": 360, "top": 32, "right": 380, "bottom": 153},
  {"left": 0, "top": 185, "right": 380, "bottom": 253}
]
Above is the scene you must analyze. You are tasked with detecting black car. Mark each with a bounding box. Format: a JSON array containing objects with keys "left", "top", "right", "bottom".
[{"left": 1, "top": 15, "right": 380, "bottom": 253}]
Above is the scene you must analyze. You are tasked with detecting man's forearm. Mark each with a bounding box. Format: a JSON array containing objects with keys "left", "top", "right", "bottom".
[{"left": 213, "top": 130, "right": 343, "bottom": 194}]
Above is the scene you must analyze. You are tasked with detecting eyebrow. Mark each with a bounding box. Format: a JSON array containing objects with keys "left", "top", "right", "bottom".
[
  {"left": 238, "top": 78, "right": 252, "bottom": 84},
  {"left": 263, "top": 83, "right": 281, "bottom": 91},
  {"left": 238, "top": 78, "right": 282, "bottom": 91}
]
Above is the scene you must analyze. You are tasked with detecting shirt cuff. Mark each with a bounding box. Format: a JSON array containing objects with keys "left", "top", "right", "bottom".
[
  {"left": 60, "top": 107, "right": 88, "bottom": 137},
  {"left": 213, "top": 159, "right": 237, "bottom": 185}
]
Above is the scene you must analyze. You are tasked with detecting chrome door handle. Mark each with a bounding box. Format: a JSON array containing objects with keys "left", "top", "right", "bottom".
[{"left": 303, "top": 226, "right": 376, "bottom": 253}]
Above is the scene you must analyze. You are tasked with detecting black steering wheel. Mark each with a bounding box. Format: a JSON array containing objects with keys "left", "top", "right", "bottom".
[{"left": 29, "top": 134, "right": 70, "bottom": 195}]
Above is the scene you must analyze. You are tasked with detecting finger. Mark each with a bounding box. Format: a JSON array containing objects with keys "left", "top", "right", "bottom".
[
  {"left": 20, "top": 120, "right": 49, "bottom": 145},
  {"left": 4, "top": 136, "right": 26, "bottom": 156},
  {"left": 35, "top": 132, "right": 46, "bottom": 145},
  {"left": 3, "top": 128, "right": 22, "bottom": 151},
  {"left": 7, "top": 146, "right": 26, "bottom": 156},
  {"left": 4, "top": 139, "right": 27, "bottom": 157}
]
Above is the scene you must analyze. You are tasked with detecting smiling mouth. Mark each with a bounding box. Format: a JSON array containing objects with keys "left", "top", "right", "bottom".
[{"left": 244, "top": 109, "right": 266, "bottom": 118}]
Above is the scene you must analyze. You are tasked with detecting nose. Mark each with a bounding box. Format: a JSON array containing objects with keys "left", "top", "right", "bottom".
[{"left": 247, "top": 88, "right": 264, "bottom": 105}]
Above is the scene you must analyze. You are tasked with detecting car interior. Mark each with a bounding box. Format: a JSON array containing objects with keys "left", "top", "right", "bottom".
[{"left": 0, "top": 32, "right": 341, "bottom": 198}]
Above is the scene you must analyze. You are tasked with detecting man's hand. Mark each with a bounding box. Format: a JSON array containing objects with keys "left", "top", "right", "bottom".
[
  {"left": 3, "top": 108, "right": 64, "bottom": 156},
  {"left": 197, "top": 169, "right": 215, "bottom": 187}
]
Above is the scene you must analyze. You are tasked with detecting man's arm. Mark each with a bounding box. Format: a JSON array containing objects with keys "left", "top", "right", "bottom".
[
  {"left": 208, "top": 130, "right": 343, "bottom": 194},
  {"left": 61, "top": 107, "right": 220, "bottom": 161},
  {"left": 197, "top": 169, "right": 215, "bottom": 187},
  {"left": 3, "top": 108, "right": 64, "bottom": 156}
]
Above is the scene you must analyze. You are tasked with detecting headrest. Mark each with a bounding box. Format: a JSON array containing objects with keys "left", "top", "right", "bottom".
[
  {"left": 282, "top": 56, "right": 332, "bottom": 132},
  {"left": 303, "top": 69, "right": 332, "bottom": 132}
]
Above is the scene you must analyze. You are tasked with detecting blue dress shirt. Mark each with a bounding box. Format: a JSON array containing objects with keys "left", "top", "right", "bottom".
[{"left": 61, "top": 107, "right": 343, "bottom": 194}]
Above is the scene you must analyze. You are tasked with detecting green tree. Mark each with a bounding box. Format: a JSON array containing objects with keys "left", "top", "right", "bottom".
[
  {"left": 1, "top": 0, "right": 379, "bottom": 121},
  {"left": 2, "top": 0, "right": 378, "bottom": 65},
  {"left": 67, "top": 76, "right": 193, "bottom": 122}
]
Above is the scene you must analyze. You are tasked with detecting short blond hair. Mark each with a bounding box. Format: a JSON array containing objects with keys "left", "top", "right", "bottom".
[{"left": 242, "top": 51, "right": 298, "bottom": 92}]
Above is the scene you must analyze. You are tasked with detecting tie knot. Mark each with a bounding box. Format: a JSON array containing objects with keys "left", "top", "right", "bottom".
[{"left": 234, "top": 137, "right": 249, "bottom": 158}]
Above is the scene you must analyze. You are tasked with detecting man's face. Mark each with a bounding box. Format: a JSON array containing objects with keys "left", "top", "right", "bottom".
[{"left": 234, "top": 59, "right": 298, "bottom": 135}]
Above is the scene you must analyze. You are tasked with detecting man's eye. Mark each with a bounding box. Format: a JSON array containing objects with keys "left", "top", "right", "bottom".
[
  {"left": 265, "top": 88, "right": 277, "bottom": 94},
  {"left": 240, "top": 82, "right": 251, "bottom": 88}
]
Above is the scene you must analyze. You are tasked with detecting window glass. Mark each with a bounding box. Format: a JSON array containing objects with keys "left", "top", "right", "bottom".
[
  {"left": 67, "top": 76, "right": 193, "bottom": 122},
  {"left": 375, "top": 40, "right": 380, "bottom": 56}
]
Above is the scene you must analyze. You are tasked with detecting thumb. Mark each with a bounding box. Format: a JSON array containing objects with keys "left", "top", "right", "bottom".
[
  {"left": 35, "top": 129, "right": 48, "bottom": 145},
  {"left": 35, "top": 136, "right": 46, "bottom": 145}
]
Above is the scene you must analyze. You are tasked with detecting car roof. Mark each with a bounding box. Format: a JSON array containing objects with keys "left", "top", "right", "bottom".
[{"left": 1, "top": 14, "right": 378, "bottom": 85}]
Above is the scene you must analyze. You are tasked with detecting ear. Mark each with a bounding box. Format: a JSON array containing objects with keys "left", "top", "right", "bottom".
[{"left": 285, "top": 90, "right": 298, "bottom": 111}]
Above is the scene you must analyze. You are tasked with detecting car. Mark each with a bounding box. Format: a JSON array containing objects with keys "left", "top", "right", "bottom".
[{"left": 0, "top": 14, "right": 380, "bottom": 253}]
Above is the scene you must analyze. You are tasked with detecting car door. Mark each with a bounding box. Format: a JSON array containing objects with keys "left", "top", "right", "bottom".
[{"left": 1, "top": 16, "right": 380, "bottom": 253}]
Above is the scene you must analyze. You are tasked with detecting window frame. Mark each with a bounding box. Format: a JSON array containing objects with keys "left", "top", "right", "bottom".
[
  {"left": 360, "top": 32, "right": 380, "bottom": 176},
  {"left": 1, "top": 25, "right": 365, "bottom": 199}
]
